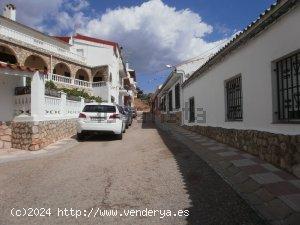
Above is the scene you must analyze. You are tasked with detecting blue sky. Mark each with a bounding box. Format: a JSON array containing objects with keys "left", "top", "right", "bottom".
[{"left": 3, "top": 0, "right": 276, "bottom": 93}]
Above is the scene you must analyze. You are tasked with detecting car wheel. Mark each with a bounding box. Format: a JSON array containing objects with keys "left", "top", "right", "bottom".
[
  {"left": 77, "top": 133, "right": 84, "bottom": 141},
  {"left": 116, "top": 133, "right": 123, "bottom": 140},
  {"left": 126, "top": 124, "right": 129, "bottom": 129}
]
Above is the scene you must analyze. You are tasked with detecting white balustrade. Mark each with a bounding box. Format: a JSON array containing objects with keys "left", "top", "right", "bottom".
[
  {"left": 46, "top": 73, "right": 94, "bottom": 89},
  {"left": 74, "top": 79, "right": 91, "bottom": 88},
  {"left": 51, "top": 74, "right": 72, "bottom": 84},
  {"left": 0, "top": 25, "right": 86, "bottom": 63},
  {"left": 45, "top": 96, "right": 61, "bottom": 116},
  {"left": 14, "top": 94, "right": 31, "bottom": 115},
  {"left": 92, "top": 81, "right": 109, "bottom": 87}
]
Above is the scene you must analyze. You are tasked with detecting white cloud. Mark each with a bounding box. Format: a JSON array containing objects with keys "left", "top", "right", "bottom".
[
  {"left": 1, "top": 0, "right": 232, "bottom": 74},
  {"left": 79, "top": 0, "right": 231, "bottom": 73},
  {"left": 0, "top": 0, "right": 63, "bottom": 28},
  {"left": 65, "top": 0, "right": 89, "bottom": 12},
  {"left": 0, "top": 0, "right": 90, "bottom": 34}
]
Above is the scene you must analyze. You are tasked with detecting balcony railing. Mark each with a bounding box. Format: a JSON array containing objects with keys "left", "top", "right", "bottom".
[
  {"left": 45, "top": 73, "right": 92, "bottom": 88},
  {"left": 74, "top": 79, "right": 91, "bottom": 88},
  {"left": 50, "top": 74, "right": 72, "bottom": 84},
  {"left": 0, "top": 24, "right": 86, "bottom": 63},
  {"left": 92, "top": 81, "right": 109, "bottom": 87}
]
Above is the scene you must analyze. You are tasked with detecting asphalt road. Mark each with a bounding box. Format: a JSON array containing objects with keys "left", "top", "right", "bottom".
[{"left": 0, "top": 118, "right": 266, "bottom": 225}]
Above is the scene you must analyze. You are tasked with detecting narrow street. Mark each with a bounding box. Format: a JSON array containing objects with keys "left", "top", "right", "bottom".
[{"left": 0, "top": 118, "right": 265, "bottom": 225}]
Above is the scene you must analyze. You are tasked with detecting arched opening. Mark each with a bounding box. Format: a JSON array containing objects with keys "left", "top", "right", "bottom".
[
  {"left": 93, "top": 70, "right": 106, "bottom": 82},
  {"left": 24, "top": 55, "right": 47, "bottom": 71},
  {"left": 0, "top": 45, "right": 18, "bottom": 64},
  {"left": 53, "top": 63, "right": 71, "bottom": 77},
  {"left": 75, "top": 69, "right": 89, "bottom": 81}
]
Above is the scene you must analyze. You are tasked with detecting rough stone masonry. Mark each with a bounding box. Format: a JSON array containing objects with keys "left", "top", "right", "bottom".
[
  {"left": 0, "top": 121, "right": 12, "bottom": 149},
  {"left": 11, "top": 119, "right": 77, "bottom": 151},
  {"left": 183, "top": 125, "right": 300, "bottom": 177}
]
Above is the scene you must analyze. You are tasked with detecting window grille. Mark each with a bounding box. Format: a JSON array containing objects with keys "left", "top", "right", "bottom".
[
  {"left": 168, "top": 90, "right": 173, "bottom": 111},
  {"left": 189, "top": 97, "right": 195, "bottom": 122},
  {"left": 175, "top": 83, "right": 180, "bottom": 109},
  {"left": 276, "top": 52, "right": 300, "bottom": 122},
  {"left": 226, "top": 75, "right": 243, "bottom": 121}
]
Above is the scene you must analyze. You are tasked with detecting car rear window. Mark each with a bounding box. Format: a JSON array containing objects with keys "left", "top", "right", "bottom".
[{"left": 83, "top": 105, "right": 116, "bottom": 113}]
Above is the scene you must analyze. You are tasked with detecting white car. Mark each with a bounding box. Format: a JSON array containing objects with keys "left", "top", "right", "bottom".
[{"left": 77, "top": 103, "right": 126, "bottom": 140}]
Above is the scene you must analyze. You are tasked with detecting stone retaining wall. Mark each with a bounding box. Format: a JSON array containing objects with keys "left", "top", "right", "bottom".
[
  {"left": 183, "top": 125, "right": 300, "bottom": 176},
  {"left": 161, "top": 112, "right": 182, "bottom": 125},
  {"left": 0, "top": 122, "right": 12, "bottom": 149},
  {"left": 11, "top": 119, "right": 77, "bottom": 151}
]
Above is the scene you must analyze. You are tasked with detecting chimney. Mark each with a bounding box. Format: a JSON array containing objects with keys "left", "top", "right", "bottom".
[{"left": 3, "top": 4, "right": 16, "bottom": 21}]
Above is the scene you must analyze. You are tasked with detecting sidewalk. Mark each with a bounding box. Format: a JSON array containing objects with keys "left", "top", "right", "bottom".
[
  {"left": 0, "top": 138, "right": 78, "bottom": 164},
  {"left": 157, "top": 122, "right": 300, "bottom": 225}
]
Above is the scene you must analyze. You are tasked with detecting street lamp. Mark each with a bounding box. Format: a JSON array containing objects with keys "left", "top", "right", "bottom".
[{"left": 165, "top": 64, "right": 186, "bottom": 77}]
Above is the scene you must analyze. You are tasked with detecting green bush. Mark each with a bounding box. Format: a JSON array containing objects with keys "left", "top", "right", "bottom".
[
  {"left": 45, "top": 81, "right": 102, "bottom": 103},
  {"left": 45, "top": 80, "right": 58, "bottom": 90}
]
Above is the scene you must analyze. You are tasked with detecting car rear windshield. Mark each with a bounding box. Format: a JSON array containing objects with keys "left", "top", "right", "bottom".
[{"left": 83, "top": 105, "right": 116, "bottom": 113}]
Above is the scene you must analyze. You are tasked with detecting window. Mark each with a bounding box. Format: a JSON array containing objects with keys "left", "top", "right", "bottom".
[
  {"left": 225, "top": 75, "right": 242, "bottom": 121},
  {"left": 160, "top": 96, "right": 166, "bottom": 111},
  {"left": 168, "top": 90, "right": 173, "bottom": 111},
  {"left": 76, "top": 49, "right": 84, "bottom": 56},
  {"left": 83, "top": 105, "right": 116, "bottom": 113},
  {"left": 189, "top": 97, "right": 195, "bottom": 122},
  {"left": 276, "top": 52, "right": 300, "bottom": 122},
  {"left": 175, "top": 83, "right": 180, "bottom": 109}
]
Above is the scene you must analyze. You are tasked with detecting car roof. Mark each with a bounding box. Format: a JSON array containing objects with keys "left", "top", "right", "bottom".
[{"left": 84, "top": 103, "right": 116, "bottom": 106}]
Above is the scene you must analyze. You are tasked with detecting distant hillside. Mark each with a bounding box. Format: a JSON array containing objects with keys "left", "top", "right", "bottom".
[{"left": 134, "top": 98, "right": 150, "bottom": 112}]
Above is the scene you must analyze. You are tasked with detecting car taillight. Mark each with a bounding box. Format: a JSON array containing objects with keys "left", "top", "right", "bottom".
[
  {"left": 109, "top": 113, "right": 120, "bottom": 119},
  {"left": 79, "top": 113, "right": 87, "bottom": 118}
]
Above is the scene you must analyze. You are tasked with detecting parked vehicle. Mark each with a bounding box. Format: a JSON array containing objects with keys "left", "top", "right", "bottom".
[
  {"left": 129, "top": 107, "right": 137, "bottom": 118},
  {"left": 77, "top": 103, "right": 126, "bottom": 140},
  {"left": 119, "top": 106, "right": 132, "bottom": 129},
  {"left": 124, "top": 106, "right": 133, "bottom": 126}
]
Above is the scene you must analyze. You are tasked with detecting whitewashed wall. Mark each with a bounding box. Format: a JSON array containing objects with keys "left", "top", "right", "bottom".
[
  {"left": 0, "top": 75, "right": 22, "bottom": 121},
  {"left": 182, "top": 7, "right": 300, "bottom": 135},
  {"left": 72, "top": 39, "right": 122, "bottom": 104}
]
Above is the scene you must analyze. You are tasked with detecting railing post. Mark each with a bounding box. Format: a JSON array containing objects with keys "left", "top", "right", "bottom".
[
  {"left": 80, "top": 97, "right": 85, "bottom": 111},
  {"left": 30, "top": 71, "right": 45, "bottom": 121},
  {"left": 60, "top": 92, "right": 67, "bottom": 116}
]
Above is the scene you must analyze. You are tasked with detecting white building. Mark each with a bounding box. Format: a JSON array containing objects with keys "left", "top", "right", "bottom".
[
  {"left": 0, "top": 4, "right": 136, "bottom": 151},
  {"left": 157, "top": 58, "right": 208, "bottom": 124},
  {"left": 181, "top": 0, "right": 300, "bottom": 175},
  {"left": 55, "top": 34, "right": 136, "bottom": 105}
]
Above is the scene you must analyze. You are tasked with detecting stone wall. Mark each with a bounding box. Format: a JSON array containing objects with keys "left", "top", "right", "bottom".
[
  {"left": 161, "top": 112, "right": 182, "bottom": 125},
  {"left": 0, "top": 122, "right": 12, "bottom": 149},
  {"left": 11, "top": 119, "right": 77, "bottom": 151},
  {"left": 183, "top": 125, "right": 300, "bottom": 177}
]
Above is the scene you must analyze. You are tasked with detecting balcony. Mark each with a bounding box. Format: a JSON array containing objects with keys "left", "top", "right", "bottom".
[
  {"left": 45, "top": 73, "right": 92, "bottom": 89},
  {"left": 0, "top": 24, "right": 86, "bottom": 63}
]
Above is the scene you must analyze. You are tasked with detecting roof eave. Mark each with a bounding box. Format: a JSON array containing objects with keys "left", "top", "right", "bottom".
[{"left": 182, "top": 0, "right": 298, "bottom": 88}]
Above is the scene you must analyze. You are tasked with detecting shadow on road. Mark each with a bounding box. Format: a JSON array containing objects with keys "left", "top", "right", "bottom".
[
  {"left": 141, "top": 113, "right": 266, "bottom": 225},
  {"left": 140, "top": 112, "right": 156, "bottom": 129},
  {"left": 76, "top": 133, "right": 118, "bottom": 142}
]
